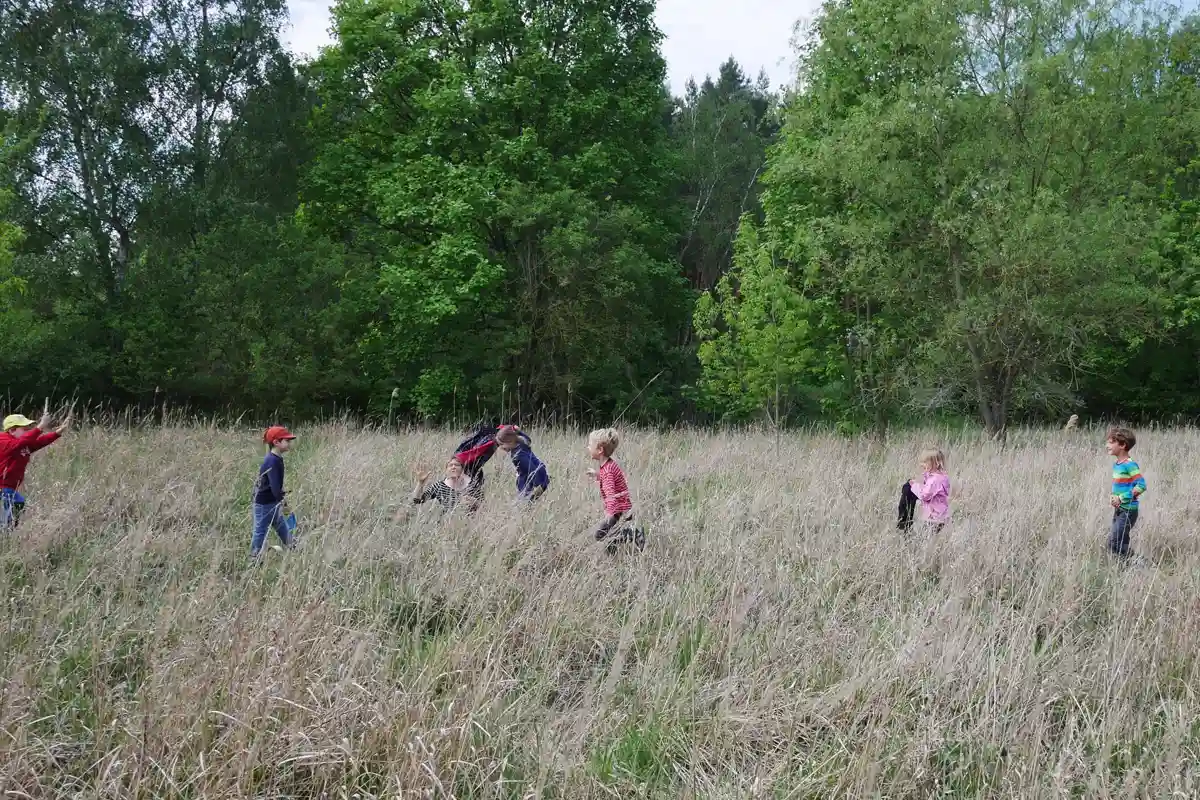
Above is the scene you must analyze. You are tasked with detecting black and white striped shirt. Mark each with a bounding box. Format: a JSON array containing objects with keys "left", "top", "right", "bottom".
[{"left": 413, "top": 477, "right": 483, "bottom": 512}]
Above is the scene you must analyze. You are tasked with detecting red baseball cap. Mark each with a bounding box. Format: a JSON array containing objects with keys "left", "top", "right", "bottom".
[{"left": 263, "top": 425, "right": 297, "bottom": 445}]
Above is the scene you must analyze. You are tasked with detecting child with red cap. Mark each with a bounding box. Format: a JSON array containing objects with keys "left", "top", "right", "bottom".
[{"left": 250, "top": 425, "right": 297, "bottom": 561}]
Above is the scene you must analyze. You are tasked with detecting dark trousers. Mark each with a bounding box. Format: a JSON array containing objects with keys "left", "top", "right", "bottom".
[
  {"left": 1109, "top": 507, "right": 1138, "bottom": 557},
  {"left": 897, "top": 482, "right": 918, "bottom": 531},
  {"left": 594, "top": 512, "right": 645, "bottom": 554}
]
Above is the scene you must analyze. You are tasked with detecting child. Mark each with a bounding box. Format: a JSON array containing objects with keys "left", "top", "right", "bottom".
[
  {"left": 587, "top": 427, "right": 644, "bottom": 553},
  {"left": 496, "top": 425, "right": 549, "bottom": 505},
  {"left": 1106, "top": 426, "right": 1146, "bottom": 558},
  {"left": 452, "top": 420, "right": 501, "bottom": 501},
  {"left": 409, "top": 458, "right": 483, "bottom": 515},
  {"left": 1, "top": 409, "right": 70, "bottom": 529},
  {"left": 905, "top": 447, "right": 950, "bottom": 533},
  {"left": 250, "top": 426, "right": 297, "bottom": 560}
]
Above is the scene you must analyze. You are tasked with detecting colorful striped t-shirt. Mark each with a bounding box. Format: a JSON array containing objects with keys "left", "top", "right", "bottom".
[{"left": 1112, "top": 459, "right": 1147, "bottom": 510}]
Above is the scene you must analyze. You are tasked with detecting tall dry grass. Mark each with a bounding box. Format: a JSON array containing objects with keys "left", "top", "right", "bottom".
[{"left": 1, "top": 423, "right": 1198, "bottom": 798}]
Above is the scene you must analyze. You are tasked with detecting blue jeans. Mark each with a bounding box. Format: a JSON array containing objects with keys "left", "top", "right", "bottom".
[
  {"left": 1, "top": 489, "right": 26, "bottom": 530},
  {"left": 1109, "top": 507, "right": 1138, "bottom": 557},
  {"left": 251, "top": 503, "right": 293, "bottom": 556}
]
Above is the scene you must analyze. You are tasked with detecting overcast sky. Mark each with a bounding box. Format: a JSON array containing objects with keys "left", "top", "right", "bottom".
[{"left": 282, "top": 0, "right": 817, "bottom": 94}]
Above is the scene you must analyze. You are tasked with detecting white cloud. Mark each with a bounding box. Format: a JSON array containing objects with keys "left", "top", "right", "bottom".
[{"left": 281, "top": 0, "right": 817, "bottom": 94}]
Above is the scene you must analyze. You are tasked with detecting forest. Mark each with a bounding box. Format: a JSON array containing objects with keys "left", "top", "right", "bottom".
[{"left": 0, "top": 0, "right": 1197, "bottom": 435}]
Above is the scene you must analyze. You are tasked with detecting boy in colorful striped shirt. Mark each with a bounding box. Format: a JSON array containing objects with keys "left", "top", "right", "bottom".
[{"left": 1105, "top": 426, "right": 1146, "bottom": 558}]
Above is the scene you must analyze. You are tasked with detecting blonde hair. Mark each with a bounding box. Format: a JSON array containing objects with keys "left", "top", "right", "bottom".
[
  {"left": 919, "top": 447, "right": 946, "bottom": 472},
  {"left": 588, "top": 427, "right": 620, "bottom": 457}
]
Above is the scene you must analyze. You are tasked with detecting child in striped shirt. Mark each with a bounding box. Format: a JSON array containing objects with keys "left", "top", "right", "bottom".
[
  {"left": 410, "top": 458, "right": 483, "bottom": 515},
  {"left": 586, "top": 428, "right": 644, "bottom": 553},
  {"left": 1105, "top": 426, "right": 1147, "bottom": 558}
]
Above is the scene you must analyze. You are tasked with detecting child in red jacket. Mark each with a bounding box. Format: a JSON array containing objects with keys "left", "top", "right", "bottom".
[{"left": 1, "top": 408, "right": 71, "bottom": 529}]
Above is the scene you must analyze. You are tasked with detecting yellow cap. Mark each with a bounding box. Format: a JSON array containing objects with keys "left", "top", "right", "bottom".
[{"left": 2, "top": 414, "right": 34, "bottom": 432}]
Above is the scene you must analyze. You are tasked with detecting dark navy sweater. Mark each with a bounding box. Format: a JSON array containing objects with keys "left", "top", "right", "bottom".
[
  {"left": 254, "top": 452, "right": 285, "bottom": 505},
  {"left": 510, "top": 444, "right": 549, "bottom": 496}
]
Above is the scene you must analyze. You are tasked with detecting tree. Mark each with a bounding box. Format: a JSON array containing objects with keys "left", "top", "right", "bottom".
[
  {"left": 1077, "top": 17, "right": 1200, "bottom": 420},
  {"left": 0, "top": 146, "right": 25, "bottom": 302},
  {"left": 672, "top": 58, "right": 778, "bottom": 294},
  {"left": 693, "top": 218, "right": 820, "bottom": 427},
  {"left": 729, "top": 0, "right": 1174, "bottom": 436},
  {"left": 305, "top": 0, "right": 692, "bottom": 421},
  {"left": 0, "top": 0, "right": 353, "bottom": 411}
]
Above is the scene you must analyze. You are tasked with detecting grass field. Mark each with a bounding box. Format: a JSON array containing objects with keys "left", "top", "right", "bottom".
[{"left": 1, "top": 422, "right": 1199, "bottom": 798}]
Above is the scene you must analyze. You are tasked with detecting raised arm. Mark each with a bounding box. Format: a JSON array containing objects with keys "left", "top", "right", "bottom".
[
  {"left": 31, "top": 431, "right": 61, "bottom": 451},
  {"left": 10, "top": 427, "right": 44, "bottom": 445},
  {"left": 411, "top": 471, "right": 432, "bottom": 504}
]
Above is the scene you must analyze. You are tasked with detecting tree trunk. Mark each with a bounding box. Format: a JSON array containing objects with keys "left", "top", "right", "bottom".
[{"left": 974, "top": 366, "right": 1012, "bottom": 445}]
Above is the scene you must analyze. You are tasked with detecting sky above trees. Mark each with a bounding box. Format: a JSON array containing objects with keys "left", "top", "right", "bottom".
[{"left": 281, "top": 0, "right": 809, "bottom": 91}]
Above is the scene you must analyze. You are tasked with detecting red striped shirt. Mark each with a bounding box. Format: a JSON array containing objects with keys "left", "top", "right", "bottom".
[{"left": 597, "top": 459, "right": 632, "bottom": 516}]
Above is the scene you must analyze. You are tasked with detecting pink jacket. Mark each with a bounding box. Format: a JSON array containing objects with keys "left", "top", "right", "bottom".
[{"left": 910, "top": 471, "right": 950, "bottom": 522}]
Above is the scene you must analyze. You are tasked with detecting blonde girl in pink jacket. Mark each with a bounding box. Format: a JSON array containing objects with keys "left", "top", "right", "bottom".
[{"left": 909, "top": 447, "right": 951, "bottom": 532}]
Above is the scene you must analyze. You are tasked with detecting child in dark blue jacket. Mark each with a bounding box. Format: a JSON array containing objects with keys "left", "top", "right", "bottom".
[
  {"left": 496, "top": 425, "right": 549, "bottom": 505},
  {"left": 250, "top": 426, "right": 297, "bottom": 560}
]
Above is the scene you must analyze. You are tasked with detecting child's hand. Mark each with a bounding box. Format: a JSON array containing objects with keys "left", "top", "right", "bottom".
[
  {"left": 1110, "top": 495, "right": 1121, "bottom": 508},
  {"left": 414, "top": 470, "right": 431, "bottom": 484},
  {"left": 56, "top": 412, "right": 73, "bottom": 433}
]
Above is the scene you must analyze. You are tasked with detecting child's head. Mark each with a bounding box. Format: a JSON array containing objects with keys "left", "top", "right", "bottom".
[
  {"left": 587, "top": 428, "right": 619, "bottom": 461},
  {"left": 263, "top": 425, "right": 296, "bottom": 453},
  {"left": 2, "top": 414, "right": 34, "bottom": 437},
  {"left": 445, "top": 458, "right": 465, "bottom": 479},
  {"left": 496, "top": 426, "right": 521, "bottom": 452},
  {"left": 1106, "top": 426, "right": 1136, "bottom": 456},
  {"left": 919, "top": 447, "right": 946, "bottom": 473}
]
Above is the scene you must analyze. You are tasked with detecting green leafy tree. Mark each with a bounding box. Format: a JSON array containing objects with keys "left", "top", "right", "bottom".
[
  {"left": 0, "top": 0, "right": 350, "bottom": 410},
  {"left": 0, "top": 174, "right": 25, "bottom": 303},
  {"left": 305, "top": 0, "right": 692, "bottom": 421},
  {"left": 740, "top": 0, "right": 1174, "bottom": 436},
  {"left": 1077, "top": 18, "right": 1200, "bottom": 420},
  {"left": 694, "top": 218, "right": 820, "bottom": 427},
  {"left": 672, "top": 59, "right": 778, "bottom": 293}
]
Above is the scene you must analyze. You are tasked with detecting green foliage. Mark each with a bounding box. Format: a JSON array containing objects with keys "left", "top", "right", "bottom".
[
  {"left": 672, "top": 59, "right": 779, "bottom": 292},
  {"left": 304, "top": 0, "right": 694, "bottom": 420},
  {"left": 694, "top": 0, "right": 1200, "bottom": 433},
  {"left": 1, "top": 0, "right": 1199, "bottom": 427},
  {"left": 0, "top": 168, "right": 25, "bottom": 303},
  {"left": 694, "top": 218, "right": 820, "bottom": 424},
  {"left": 589, "top": 716, "right": 684, "bottom": 790}
]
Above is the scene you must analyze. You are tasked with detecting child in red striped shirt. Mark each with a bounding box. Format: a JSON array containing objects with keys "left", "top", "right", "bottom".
[{"left": 586, "top": 427, "right": 644, "bottom": 553}]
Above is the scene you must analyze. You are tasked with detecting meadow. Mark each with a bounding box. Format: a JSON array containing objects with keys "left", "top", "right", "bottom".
[{"left": 1, "top": 422, "right": 1199, "bottom": 798}]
